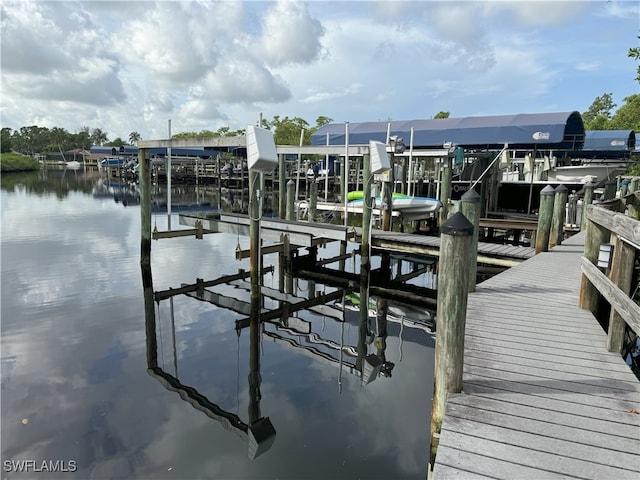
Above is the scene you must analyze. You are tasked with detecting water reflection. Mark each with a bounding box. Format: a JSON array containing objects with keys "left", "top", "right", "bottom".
[{"left": 143, "top": 252, "right": 436, "bottom": 462}]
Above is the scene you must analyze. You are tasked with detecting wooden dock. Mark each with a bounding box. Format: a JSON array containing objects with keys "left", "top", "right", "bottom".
[{"left": 432, "top": 231, "right": 640, "bottom": 479}]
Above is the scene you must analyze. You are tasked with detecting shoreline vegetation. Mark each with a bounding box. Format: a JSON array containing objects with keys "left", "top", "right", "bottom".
[{"left": 0, "top": 153, "right": 41, "bottom": 173}]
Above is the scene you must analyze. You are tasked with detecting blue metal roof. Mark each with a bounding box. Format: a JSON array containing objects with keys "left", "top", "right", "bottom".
[
  {"left": 582, "top": 130, "right": 635, "bottom": 151},
  {"left": 311, "top": 112, "right": 585, "bottom": 150},
  {"left": 89, "top": 146, "right": 227, "bottom": 157}
]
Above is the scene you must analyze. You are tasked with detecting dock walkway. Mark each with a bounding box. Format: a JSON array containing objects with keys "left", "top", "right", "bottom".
[{"left": 432, "top": 231, "right": 640, "bottom": 479}]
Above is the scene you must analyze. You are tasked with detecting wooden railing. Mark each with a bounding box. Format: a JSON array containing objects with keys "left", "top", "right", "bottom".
[{"left": 579, "top": 192, "right": 640, "bottom": 353}]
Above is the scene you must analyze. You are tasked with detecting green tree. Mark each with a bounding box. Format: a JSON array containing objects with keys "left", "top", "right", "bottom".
[
  {"left": 265, "top": 116, "right": 311, "bottom": 145},
  {"left": 1, "top": 128, "right": 12, "bottom": 153},
  {"left": 90, "top": 128, "right": 108, "bottom": 146},
  {"left": 629, "top": 35, "right": 640, "bottom": 83},
  {"left": 609, "top": 94, "right": 640, "bottom": 132},
  {"left": 315, "top": 116, "right": 333, "bottom": 128},
  {"left": 129, "top": 131, "right": 142, "bottom": 144},
  {"left": 582, "top": 93, "right": 616, "bottom": 129},
  {"left": 74, "top": 127, "right": 92, "bottom": 150},
  {"left": 105, "top": 137, "right": 125, "bottom": 147},
  {"left": 434, "top": 111, "right": 450, "bottom": 119}
]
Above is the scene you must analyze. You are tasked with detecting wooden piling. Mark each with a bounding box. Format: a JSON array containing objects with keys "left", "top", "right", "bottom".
[
  {"left": 629, "top": 178, "right": 638, "bottom": 193},
  {"left": 249, "top": 171, "right": 261, "bottom": 293},
  {"left": 460, "top": 188, "right": 480, "bottom": 293},
  {"left": 139, "top": 147, "right": 152, "bottom": 266},
  {"left": 606, "top": 235, "right": 635, "bottom": 353},
  {"left": 581, "top": 183, "right": 595, "bottom": 231},
  {"left": 535, "top": 185, "right": 556, "bottom": 254},
  {"left": 361, "top": 155, "right": 372, "bottom": 268},
  {"left": 438, "top": 157, "right": 452, "bottom": 227},
  {"left": 430, "top": 212, "right": 473, "bottom": 469},
  {"left": 278, "top": 154, "right": 286, "bottom": 219},
  {"left": 549, "top": 184, "right": 568, "bottom": 248},
  {"left": 286, "top": 179, "right": 295, "bottom": 221},
  {"left": 602, "top": 180, "right": 617, "bottom": 201},
  {"left": 309, "top": 181, "right": 317, "bottom": 222}
]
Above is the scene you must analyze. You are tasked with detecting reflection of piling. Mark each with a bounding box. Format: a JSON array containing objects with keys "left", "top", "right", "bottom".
[
  {"left": 535, "top": 185, "right": 556, "bottom": 254},
  {"left": 460, "top": 189, "right": 480, "bottom": 293},
  {"left": 142, "top": 263, "right": 157, "bottom": 369},
  {"left": 549, "top": 184, "right": 568, "bottom": 248},
  {"left": 430, "top": 212, "right": 473, "bottom": 470},
  {"left": 357, "top": 263, "right": 370, "bottom": 374}
]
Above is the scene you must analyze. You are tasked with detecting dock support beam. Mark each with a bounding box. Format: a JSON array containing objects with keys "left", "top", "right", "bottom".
[
  {"left": 249, "top": 171, "right": 261, "bottom": 294},
  {"left": 579, "top": 205, "right": 610, "bottom": 313},
  {"left": 309, "top": 181, "right": 317, "bottom": 222},
  {"left": 430, "top": 212, "right": 473, "bottom": 470},
  {"left": 438, "top": 157, "right": 452, "bottom": 227},
  {"left": 535, "top": 185, "right": 556, "bottom": 254},
  {"left": 286, "top": 179, "right": 295, "bottom": 221},
  {"left": 361, "top": 155, "right": 372, "bottom": 268}
]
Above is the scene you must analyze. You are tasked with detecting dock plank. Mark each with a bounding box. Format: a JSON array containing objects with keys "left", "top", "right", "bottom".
[{"left": 432, "top": 232, "right": 640, "bottom": 479}]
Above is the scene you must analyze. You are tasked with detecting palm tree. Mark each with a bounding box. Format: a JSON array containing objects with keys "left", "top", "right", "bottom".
[
  {"left": 90, "top": 128, "right": 108, "bottom": 146},
  {"left": 129, "top": 131, "right": 142, "bottom": 145}
]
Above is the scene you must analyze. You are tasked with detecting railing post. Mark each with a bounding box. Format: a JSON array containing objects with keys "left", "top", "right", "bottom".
[
  {"left": 460, "top": 189, "right": 481, "bottom": 293},
  {"left": 549, "top": 184, "right": 568, "bottom": 248},
  {"left": 535, "top": 185, "right": 556, "bottom": 254},
  {"left": 607, "top": 235, "right": 635, "bottom": 353},
  {"left": 581, "top": 183, "right": 595, "bottom": 231},
  {"left": 430, "top": 212, "right": 473, "bottom": 470},
  {"left": 578, "top": 205, "right": 610, "bottom": 312}
]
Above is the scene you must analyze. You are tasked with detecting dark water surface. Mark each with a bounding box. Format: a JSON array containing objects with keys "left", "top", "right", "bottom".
[{"left": 1, "top": 171, "right": 435, "bottom": 479}]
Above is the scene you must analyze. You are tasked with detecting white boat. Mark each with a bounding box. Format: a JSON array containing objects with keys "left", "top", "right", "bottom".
[
  {"left": 546, "top": 161, "right": 630, "bottom": 185},
  {"left": 348, "top": 194, "right": 442, "bottom": 214},
  {"left": 65, "top": 160, "right": 82, "bottom": 169}
]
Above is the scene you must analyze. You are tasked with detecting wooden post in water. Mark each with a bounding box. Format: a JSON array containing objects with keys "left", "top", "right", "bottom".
[
  {"left": 606, "top": 235, "right": 635, "bottom": 353},
  {"left": 534, "top": 185, "right": 556, "bottom": 254},
  {"left": 438, "top": 157, "right": 452, "bottom": 227},
  {"left": 286, "top": 179, "right": 295, "bottom": 221},
  {"left": 139, "top": 147, "right": 152, "bottom": 267},
  {"left": 581, "top": 183, "right": 595, "bottom": 231},
  {"left": 361, "top": 155, "right": 372, "bottom": 268},
  {"left": 578, "top": 205, "right": 610, "bottom": 312},
  {"left": 309, "top": 181, "right": 317, "bottom": 222},
  {"left": 460, "top": 188, "right": 480, "bottom": 293},
  {"left": 430, "top": 212, "right": 473, "bottom": 469},
  {"left": 249, "top": 171, "right": 261, "bottom": 292},
  {"left": 278, "top": 154, "right": 286, "bottom": 219},
  {"left": 619, "top": 181, "right": 628, "bottom": 198},
  {"left": 549, "top": 184, "right": 568, "bottom": 248},
  {"left": 602, "top": 180, "right": 617, "bottom": 201}
]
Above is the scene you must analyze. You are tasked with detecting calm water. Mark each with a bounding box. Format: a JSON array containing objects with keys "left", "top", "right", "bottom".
[{"left": 1, "top": 170, "right": 435, "bottom": 479}]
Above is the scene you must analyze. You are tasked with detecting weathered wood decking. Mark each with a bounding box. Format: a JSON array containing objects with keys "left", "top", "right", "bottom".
[{"left": 432, "top": 231, "right": 640, "bottom": 479}]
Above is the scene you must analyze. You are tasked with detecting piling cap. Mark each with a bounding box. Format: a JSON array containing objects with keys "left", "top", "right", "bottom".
[
  {"left": 540, "top": 185, "right": 556, "bottom": 196},
  {"left": 441, "top": 211, "right": 474, "bottom": 236},
  {"left": 461, "top": 188, "right": 480, "bottom": 203},
  {"left": 555, "top": 184, "right": 568, "bottom": 193}
]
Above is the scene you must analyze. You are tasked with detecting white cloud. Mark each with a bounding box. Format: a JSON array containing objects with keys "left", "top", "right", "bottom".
[{"left": 257, "top": 0, "right": 325, "bottom": 67}]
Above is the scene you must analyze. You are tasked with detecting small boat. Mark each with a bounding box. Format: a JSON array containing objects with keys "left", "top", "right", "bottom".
[
  {"left": 65, "top": 160, "right": 81, "bottom": 169},
  {"left": 347, "top": 191, "right": 442, "bottom": 215}
]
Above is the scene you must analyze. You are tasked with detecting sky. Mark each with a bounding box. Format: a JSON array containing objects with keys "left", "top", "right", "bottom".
[{"left": 1, "top": 0, "right": 639, "bottom": 143}]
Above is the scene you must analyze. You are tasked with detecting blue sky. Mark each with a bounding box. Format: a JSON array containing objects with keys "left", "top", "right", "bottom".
[{"left": 1, "top": 1, "right": 638, "bottom": 142}]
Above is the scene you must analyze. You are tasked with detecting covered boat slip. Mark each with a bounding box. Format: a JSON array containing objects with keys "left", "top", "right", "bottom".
[
  {"left": 311, "top": 111, "right": 585, "bottom": 151},
  {"left": 431, "top": 232, "right": 640, "bottom": 479}
]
